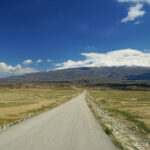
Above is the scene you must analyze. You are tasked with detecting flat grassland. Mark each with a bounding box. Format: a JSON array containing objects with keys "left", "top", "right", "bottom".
[
  {"left": 88, "top": 89, "right": 150, "bottom": 149},
  {"left": 0, "top": 88, "right": 80, "bottom": 128}
]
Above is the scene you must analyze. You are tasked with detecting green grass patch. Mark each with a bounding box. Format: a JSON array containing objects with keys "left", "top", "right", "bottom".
[
  {"left": 113, "top": 139, "right": 124, "bottom": 149},
  {"left": 104, "top": 126, "right": 112, "bottom": 135}
]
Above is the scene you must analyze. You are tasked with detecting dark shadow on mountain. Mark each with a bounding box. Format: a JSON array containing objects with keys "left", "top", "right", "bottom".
[{"left": 127, "top": 73, "right": 150, "bottom": 80}]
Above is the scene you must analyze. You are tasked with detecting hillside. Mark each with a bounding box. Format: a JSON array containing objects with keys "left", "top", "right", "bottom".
[{"left": 0, "top": 67, "right": 150, "bottom": 83}]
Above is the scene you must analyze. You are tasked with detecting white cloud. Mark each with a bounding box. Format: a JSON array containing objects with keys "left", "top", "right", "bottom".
[
  {"left": 117, "top": 0, "right": 150, "bottom": 23},
  {"left": 121, "top": 3, "right": 145, "bottom": 22},
  {"left": 22, "top": 59, "right": 33, "bottom": 65},
  {"left": 134, "top": 20, "right": 142, "bottom": 24},
  {"left": 36, "top": 59, "right": 42, "bottom": 63},
  {"left": 0, "top": 62, "right": 37, "bottom": 77},
  {"left": 55, "top": 60, "right": 86, "bottom": 69},
  {"left": 144, "top": 49, "right": 150, "bottom": 52},
  {"left": 117, "top": 0, "right": 150, "bottom": 3},
  {"left": 55, "top": 49, "right": 150, "bottom": 69},
  {"left": 47, "top": 59, "right": 52, "bottom": 62}
]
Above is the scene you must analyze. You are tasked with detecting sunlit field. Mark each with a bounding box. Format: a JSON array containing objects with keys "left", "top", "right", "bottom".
[
  {"left": 88, "top": 89, "right": 150, "bottom": 149},
  {"left": 0, "top": 87, "right": 80, "bottom": 129}
]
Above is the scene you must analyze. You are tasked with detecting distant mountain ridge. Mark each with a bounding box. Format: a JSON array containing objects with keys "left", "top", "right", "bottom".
[{"left": 0, "top": 66, "right": 150, "bottom": 82}]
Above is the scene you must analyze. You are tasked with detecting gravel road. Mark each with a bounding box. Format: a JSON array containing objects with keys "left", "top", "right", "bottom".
[{"left": 0, "top": 92, "right": 117, "bottom": 150}]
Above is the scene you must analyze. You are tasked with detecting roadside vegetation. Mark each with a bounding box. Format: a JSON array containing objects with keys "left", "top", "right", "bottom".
[
  {"left": 87, "top": 88, "right": 150, "bottom": 150},
  {"left": 0, "top": 83, "right": 81, "bottom": 129}
]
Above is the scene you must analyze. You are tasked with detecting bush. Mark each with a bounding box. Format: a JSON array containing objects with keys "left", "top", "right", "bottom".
[{"left": 104, "top": 127, "right": 112, "bottom": 135}]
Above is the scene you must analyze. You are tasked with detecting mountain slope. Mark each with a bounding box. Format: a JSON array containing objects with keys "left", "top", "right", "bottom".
[{"left": 0, "top": 67, "right": 150, "bottom": 82}]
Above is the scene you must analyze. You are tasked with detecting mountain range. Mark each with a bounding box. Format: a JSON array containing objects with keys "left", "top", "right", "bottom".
[{"left": 0, "top": 66, "right": 150, "bottom": 83}]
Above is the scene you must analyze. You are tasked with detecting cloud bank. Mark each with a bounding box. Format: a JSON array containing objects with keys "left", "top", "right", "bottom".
[
  {"left": 117, "top": 0, "right": 150, "bottom": 23},
  {"left": 0, "top": 63, "right": 37, "bottom": 77},
  {"left": 55, "top": 49, "right": 150, "bottom": 69},
  {"left": 1, "top": 49, "right": 150, "bottom": 77}
]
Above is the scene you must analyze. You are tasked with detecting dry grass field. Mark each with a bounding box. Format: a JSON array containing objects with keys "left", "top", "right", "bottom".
[
  {"left": 88, "top": 89, "right": 150, "bottom": 149},
  {"left": 0, "top": 88, "right": 81, "bottom": 129}
]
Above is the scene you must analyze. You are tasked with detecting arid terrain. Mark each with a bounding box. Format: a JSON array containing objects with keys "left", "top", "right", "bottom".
[
  {"left": 0, "top": 82, "right": 150, "bottom": 150},
  {"left": 87, "top": 88, "right": 150, "bottom": 149},
  {"left": 0, "top": 84, "right": 80, "bottom": 129}
]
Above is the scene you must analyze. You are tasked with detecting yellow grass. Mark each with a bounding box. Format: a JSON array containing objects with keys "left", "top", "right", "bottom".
[
  {"left": 90, "top": 90, "right": 150, "bottom": 128},
  {"left": 88, "top": 89, "right": 150, "bottom": 149},
  {"left": 0, "top": 88, "right": 80, "bottom": 128},
  {"left": 88, "top": 89, "right": 150, "bottom": 136}
]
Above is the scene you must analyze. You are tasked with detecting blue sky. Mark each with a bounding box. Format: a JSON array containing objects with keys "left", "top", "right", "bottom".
[{"left": 0, "top": 0, "right": 150, "bottom": 77}]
